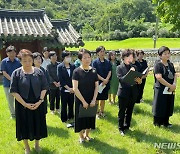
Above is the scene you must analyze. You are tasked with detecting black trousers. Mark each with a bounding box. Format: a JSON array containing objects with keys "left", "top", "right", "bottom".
[
  {"left": 49, "top": 88, "right": 60, "bottom": 111},
  {"left": 61, "top": 91, "right": 74, "bottom": 122},
  {"left": 118, "top": 97, "right": 135, "bottom": 131},
  {"left": 136, "top": 79, "right": 146, "bottom": 103}
]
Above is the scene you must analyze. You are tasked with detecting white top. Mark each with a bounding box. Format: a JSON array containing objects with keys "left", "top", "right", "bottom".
[{"left": 41, "top": 58, "right": 51, "bottom": 70}]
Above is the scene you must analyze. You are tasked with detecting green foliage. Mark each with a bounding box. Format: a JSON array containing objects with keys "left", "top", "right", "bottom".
[{"left": 153, "top": 0, "right": 180, "bottom": 31}]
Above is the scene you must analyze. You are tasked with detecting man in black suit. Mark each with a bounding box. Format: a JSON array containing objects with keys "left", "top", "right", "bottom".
[{"left": 116, "top": 49, "right": 142, "bottom": 136}]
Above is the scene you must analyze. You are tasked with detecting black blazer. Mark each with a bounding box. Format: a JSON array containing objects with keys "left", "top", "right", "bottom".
[
  {"left": 10, "top": 67, "right": 48, "bottom": 99},
  {"left": 57, "top": 62, "right": 75, "bottom": 92},
  {"left": 116, "top": 63, "right": 138, "bottom": 99}
]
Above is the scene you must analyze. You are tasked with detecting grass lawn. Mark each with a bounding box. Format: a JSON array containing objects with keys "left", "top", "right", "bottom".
[
  {"left": 67, "top": 38, "right": 180, "bottom": 51},
  {"left": 0, "top": 75, "right": 180, "bottom": 154}
]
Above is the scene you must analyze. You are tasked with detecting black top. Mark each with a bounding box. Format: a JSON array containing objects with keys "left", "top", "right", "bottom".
[
  {"left": 57, "top": 62, "right": 75, "bottom": 92},
  {"left": 137, "top": 59, "right": 148, "bottom": 73},
  {"left": 72, "top": 67, "right": 98, "bottom": 104},
  {"left": 116, "top": 62, "right": 138, "bottom": 99},
  {"left": 10, "top": 67, "right": 48, "bottom": 99},
  {"left": 47, "top": 62, "right": 60, "bottom": 89},
  {"left": 154, "top": 61, "right": 176, "bottom": 89}
]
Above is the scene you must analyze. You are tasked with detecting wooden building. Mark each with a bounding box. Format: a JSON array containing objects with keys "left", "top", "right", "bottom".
[{"left": 0, "top": 9, "right": 84, "bottom": 60}]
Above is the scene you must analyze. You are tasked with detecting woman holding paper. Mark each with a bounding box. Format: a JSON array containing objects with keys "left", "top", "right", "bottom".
[
  {"left": 136, "top": 50, "right": 148, "bottom": 103},
  {"left": 72, "top": 49, "right": 99, "bottom": 143},
  {"left": 116, "top": 49, "right": 142, "bottom": 136},
  {"left": 153, "top": 46, "right": 177, "bottom": 127},
  {"left": 92, "top": 46, "right": 112, "bottom": 118}
]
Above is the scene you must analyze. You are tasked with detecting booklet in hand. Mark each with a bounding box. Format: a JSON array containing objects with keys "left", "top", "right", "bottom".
[
  {"left": 163, "top": 87, "right": 172, "bottom": 95},
  {"left": 122, "top": 70, "right": 143, "bottom": 85},
  {"left": 79, "top": 104, "right": 98, "bottom": 118},
  {"left": 98, "top": 83, "right": 106, "bottom": 93}
]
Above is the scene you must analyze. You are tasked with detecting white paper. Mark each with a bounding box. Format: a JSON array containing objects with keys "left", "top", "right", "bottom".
[
  {"left": 142, "top": 67, "right": 149, "bottom": 75},
  {"left": 163, "top": 87, "right": 172, "bottom": 95},
  {"left": 64, "top": 90, "right": 70, "bottom": 93},
  {"left": 98, "top": 83, "right": 106, "bottom": 93}
]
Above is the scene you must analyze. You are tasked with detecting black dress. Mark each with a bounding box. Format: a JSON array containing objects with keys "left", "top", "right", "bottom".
[
  {"left": 15, "top": 74, "right": 47, "bottom": 141},
  {"left": 152, "top": 61, "right": 176, "bottom": 125},
  {"left": 72, "top": 67, "right": 98, "bottom": 133},
  {"left": 136, "top": 59, "right": 148, "bottom": 103},
  {"left": 92, "top": 58, "right": 112, "bottom": 100}
]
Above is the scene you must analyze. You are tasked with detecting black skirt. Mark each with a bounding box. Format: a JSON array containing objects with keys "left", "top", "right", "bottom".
[
  {"left": 74, "top": 101, "right": 96, "bottom": 133},
  {"left": 152, "top": 87, "right": 174, "bottom": 118}
]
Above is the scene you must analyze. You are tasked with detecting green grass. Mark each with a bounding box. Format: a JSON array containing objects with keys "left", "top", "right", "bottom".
[
  {"left": 0, "top": 75, "right": 180, "bottom": 154},
  {"left": 67, "top": 38, "right": 180, "bottom": 51}
]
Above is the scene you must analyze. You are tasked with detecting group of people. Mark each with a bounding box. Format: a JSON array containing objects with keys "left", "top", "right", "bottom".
[{"left": 0, "top": 45, "right": 177, "bottom": 153}]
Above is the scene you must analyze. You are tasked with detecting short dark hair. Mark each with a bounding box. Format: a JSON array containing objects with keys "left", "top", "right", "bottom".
[
  {"left": 6, "top": 45, "right": 16, "bottom": 53},
  {"left": 96, "top": 46, "right": 105, "bottom": 54},
  {"left": 32, "top": 52, "right": 43, "bottom": 62},
  {"left": 17, "top": 49, "right": 33, "bottom": 60},
  {"left": 136, "top": 50, "right": 145, "bottom": 56},
  {"left": 108, "top": 51, "right": 116, "bottom": 61},
  {"left": 78, "top": 49, "right": 91, "bottom": 60},
  {"left": 61, "top": 50, "right": 71, "bottom": 60},
  {"left": 121, "top": 49, "right": 135, "bottom": 60},
  {"left": 158, "top": 46, "right": 170, "bottom": 56},
  {"left": 42, "top": 47, "right": 48, "bottom": 53},
  {"left": 49, "top": 51, "right": 56, "bottom": 59}
]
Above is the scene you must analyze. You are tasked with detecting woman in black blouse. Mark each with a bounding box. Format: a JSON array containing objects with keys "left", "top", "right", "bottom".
[
  {"left": 10, "top": 49, "right": 48, "bottom": 154},
  {"left": 153, "top": 46, "right": 177, "bottom": 127},
  {"left": 72, "top": 49, "right": 99, "bottom": 143}
]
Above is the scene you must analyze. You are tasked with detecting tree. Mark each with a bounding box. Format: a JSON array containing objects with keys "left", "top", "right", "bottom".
[{"left": 153, "top": 0, "right": 180, "bottom": 31}]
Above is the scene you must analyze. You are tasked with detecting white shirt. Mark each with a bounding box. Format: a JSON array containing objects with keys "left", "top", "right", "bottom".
[{"left": 41, "top": 58, "right": 51, "bottom": 70}]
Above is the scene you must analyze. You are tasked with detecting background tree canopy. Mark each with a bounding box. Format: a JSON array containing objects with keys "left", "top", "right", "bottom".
[
  {"left": 0, "top": 0, "right": 179, "bottom": 40},
  {"left": 153, "top": 0, "right": 180, "bottom": 31}
]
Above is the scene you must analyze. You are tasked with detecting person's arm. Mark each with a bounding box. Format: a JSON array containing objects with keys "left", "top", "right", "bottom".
[
  {"left": 2, "top": 71, "right": 11, "bottom": 80},
  {"left": 11, "top": 93, "right": 35, "bottom": 110},
  {"left": 103, "top": 71, "right": 111, "bottom": 85},
  {"left": 33, "top": 89, "right": 47, "bottom": 109},
  {"left": 155, "top": 74, "right": 176, "bottom": 91},
  {"left": 72, "top": 80, "right": 88, "bottom": 109},
  {"left": 90, "top": 81, "right": 98, "bottom": 107}
]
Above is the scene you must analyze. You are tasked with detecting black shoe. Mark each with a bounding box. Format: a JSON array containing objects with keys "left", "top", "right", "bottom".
[
  {"left": 163, "top": 123, "right": 172, "bottom": 128},
  {"left": 119, "top": 130, "right": 125, "bottom": 136},
  {"left": 124, "top": 125, "right": 129, "bottom": 130}
]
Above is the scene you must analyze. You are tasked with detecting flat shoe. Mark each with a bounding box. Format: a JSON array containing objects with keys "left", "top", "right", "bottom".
[
  {"left": 85, "top": 136, "right": 94, "bottom": 141},
  {"left": 79, "top": 138, "right": 85, "bottom": 144}
]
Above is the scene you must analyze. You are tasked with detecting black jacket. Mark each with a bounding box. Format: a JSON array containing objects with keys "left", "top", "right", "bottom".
[
  {"left": 10, "top": 67, "right": 48, "bottom": 99},
  {"left": 116, "top": 63, "right": 138, "bottom": 99},
  {"left": 57, "top": 62, "right": 75, "bottom": 92}
]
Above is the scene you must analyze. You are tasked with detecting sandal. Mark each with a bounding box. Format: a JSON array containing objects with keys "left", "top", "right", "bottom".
[
  {"left": 85, "top": 136, "right": 94, "bottom": 141},
  {"left": 79, "top": 138, "right": 85, "bottom": 144}
]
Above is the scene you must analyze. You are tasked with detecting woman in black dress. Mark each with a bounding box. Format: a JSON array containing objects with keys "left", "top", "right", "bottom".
[
  {"left": 72, "top": 49, "right": 99, "bottom": 143},
  {"left": 10, "top": 49, "right": 48, "bottom": 154},
  {"left": 153, "top": 46, "right": 177, "bottom": 127},
  {"left": 33, "top": 52, "right": 49, "bottom": 114},
  {"left": 136, "top": 50, "right": 148, "bottom": 103},
  {"left": 92, "top": 46, "right": 112, "bottom": 118}
]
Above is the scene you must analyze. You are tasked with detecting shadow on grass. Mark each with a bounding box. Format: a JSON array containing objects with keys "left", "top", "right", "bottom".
[
  {"left": 126, "top": 129, "right": 177, "bottom": 153},
  {"left": 47, "top": 126, "right": 70, "bottom": 138},
  {"left": 82, "top": 138, "right": 128, "bottom": 154},
  {"left": 103, "top": 111, "right": 137, "bottom": 128},
  {"left": 164, "top": 124, "right": 180, "bottom": 134},
  {"left": 31, "top": 147, "right": 54, "bottom": 154},
  {"left": 143, "top": 99, "right": 153, "bottom": 106},
  {"left": 174, "top": 105, "right": 180, "bottom": 113},
  {"left": 133, "top": 105, "right": 152, "bottom": 117}
]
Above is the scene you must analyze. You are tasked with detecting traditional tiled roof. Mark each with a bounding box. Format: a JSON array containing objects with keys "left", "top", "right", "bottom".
[
  {"left": 0, "top": 9, "right": 84, "bottom": 48},
  {"left": 0, "top": 9, "right": 54, "bottom": 40},
  {"left": 51, "top": 19, "right": 84, "bottom": 47}
]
